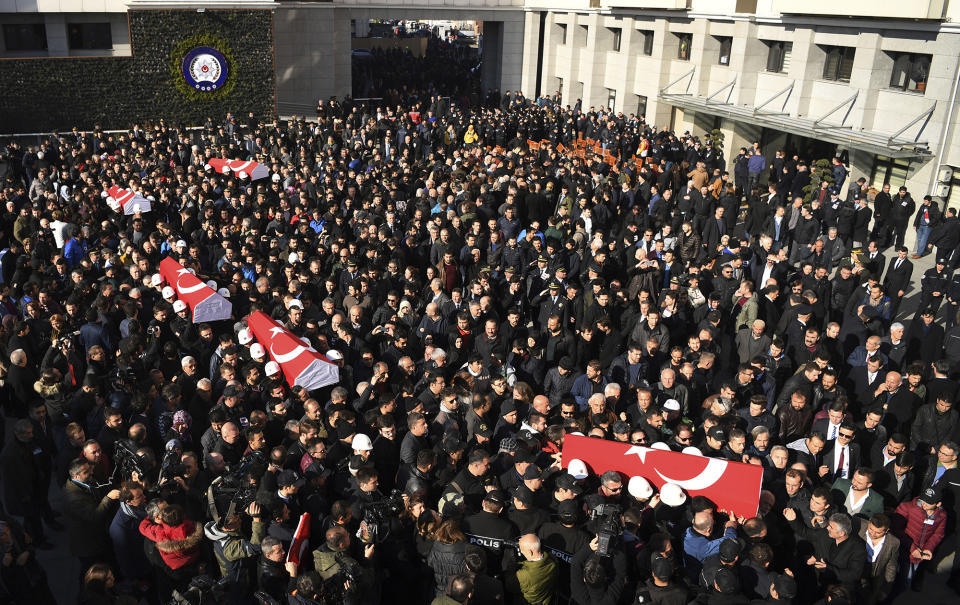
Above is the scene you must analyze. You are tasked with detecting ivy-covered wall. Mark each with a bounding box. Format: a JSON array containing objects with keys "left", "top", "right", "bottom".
[{"left": 0, "top": 9, "right": 275, "bottom": 133}]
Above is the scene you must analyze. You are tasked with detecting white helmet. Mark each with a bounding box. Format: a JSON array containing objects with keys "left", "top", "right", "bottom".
[{"left": 660, "top": 483, "right": 687, "bottom": 507}]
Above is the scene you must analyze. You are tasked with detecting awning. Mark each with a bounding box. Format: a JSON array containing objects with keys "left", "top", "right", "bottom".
[{"left": 659, "top": 75, "right": 934, "bottom": 159}]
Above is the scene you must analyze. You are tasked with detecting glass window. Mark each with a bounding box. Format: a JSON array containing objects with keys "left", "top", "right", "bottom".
[
  {"left": 68, "top": 22, "right": 113, "bottom": 50},
  {"left": 609, "top": 28, "right": 621, "bottom": 52},
  {"left": 676, "top": 33, "right": 692, "bottom": 61},
  {"left": 607, "top": 89, "right": 617, "bottom": 111},
  {"left": 889, "top": 53, "right": 930, "bottom": 92},
  {"left": 3, "top": 23, "right": 47, "bottom": 52},
  {"left": 871, "top": 155, "right": 913, "bottom": 190},
  {"left": 636, "top": 95, "right": 647, "bottom": 119},
  {"left": 717, "top": 36, "right": 732, "bottom": 65},
  {"left": 822, "top": 46, "right": 855, "bottom": 82},
  {"left": 765, "top": 40, "right": 792, "bottom": 73}
]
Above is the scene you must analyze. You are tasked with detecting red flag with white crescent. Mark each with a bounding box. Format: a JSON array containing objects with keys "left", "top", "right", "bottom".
[
  {"left": 207, "top": 158, "right": 270, "bottom": 181},
  {"left": 561, "top": 434, "right": 763, "bottom": 518},
  {"left": 106, "top": 186, "right": 152, "bottom": 215},
  {"left": 286, "top": 512, "right": 311, "bottom": 568},
  {"left": 157, "top": 257, "right": 232, "bottom": 323},
  {"left": 246, "top": 311, "right": 339, "bottom": 391}
]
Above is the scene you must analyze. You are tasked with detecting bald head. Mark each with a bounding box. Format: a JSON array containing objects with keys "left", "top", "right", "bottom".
[{"left": 518, "top": 534, "right": 542, "bottom": 560}]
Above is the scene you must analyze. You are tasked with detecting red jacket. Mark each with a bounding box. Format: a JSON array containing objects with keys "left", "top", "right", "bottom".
[
  {"left": 893, "top": 499, "right": 946, "bottom": 564},
  {"left": 139, "top": 518, "right": 203, "bottom": 570}
]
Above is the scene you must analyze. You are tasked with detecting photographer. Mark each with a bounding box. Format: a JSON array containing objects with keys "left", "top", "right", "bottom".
[
  {"left": 256, "top": 535, "right": 298, "bottom": 602},
  {"left": 63, "top": 458, "right": 121, "bottom": 571},
  {"left": 204, "top": 500, "right": 267, "bottom": 597}
]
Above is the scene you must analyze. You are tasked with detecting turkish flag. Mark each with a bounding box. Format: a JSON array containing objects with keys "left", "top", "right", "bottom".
[
  {"left": 106, "top": 186, "right": 151, "bottom": 214},
  {"left": 286, "top": 513, "right": 311, "bottom": 568},
  {"left": 246, "top": 311, "right": 339, "bottom": 391},
  {"left": 157, "top": 257, "right": 232, "bottom": 323},
  {"left": 207, "top": 158, "right": 270, "bottom": 180},
  {"left": 561, "top": 434, "right": 763, "bottom": 518}
]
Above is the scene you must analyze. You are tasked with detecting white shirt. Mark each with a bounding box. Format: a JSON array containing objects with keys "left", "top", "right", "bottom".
[
  {"left": 833, "top": 444, "right": 850, "bottom": 478},
  {"left": 866, "top": 534, "right": 886, "bottom": 564},
  {"left": 827, "top": 422, "right": 841, "bottom": 441},
  {"left": 846, "top": 489, "right": 869, "bottom": 514}
]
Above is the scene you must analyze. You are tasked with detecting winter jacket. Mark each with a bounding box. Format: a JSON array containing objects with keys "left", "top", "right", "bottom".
[
  {"left": 683, "top": 526, "right": 737, "bottom": 580},
  {"left": 63, "top": 479, "right": 116, "bottom": 558},
  {"left": 508, "top": 553, "right": 558, "bottom": 604},
  {"left": 204, "top": 519, "right": 265, "bottom": 580},
  {"left": 893, "top": 499, "right": 947, "bottom": 564},
  {"left": 427, "top": 539, "right": 467, "bottom": 594},
  {"left": 139, "top": 518, "right": 203, "bottom": 570},
  {"left": 109, "top": 503, "right": 151, "bottom": 580},
  {"left": 909, "top": 403, "right": 959, "bottom": 453}
]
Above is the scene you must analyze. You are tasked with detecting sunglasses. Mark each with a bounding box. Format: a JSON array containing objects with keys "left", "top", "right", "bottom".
[{"left": 838, "top": 432, "right": 854, "bottom": 440}]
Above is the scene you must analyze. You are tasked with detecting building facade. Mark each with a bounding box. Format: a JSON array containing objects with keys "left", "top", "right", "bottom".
[{"left": 520, "top": 0, "right": 960, "bottom": 202}]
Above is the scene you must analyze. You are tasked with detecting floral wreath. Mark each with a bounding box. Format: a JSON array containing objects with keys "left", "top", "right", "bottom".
[{"left": 169, "top": 32, "right": 238, "bottom": 101}]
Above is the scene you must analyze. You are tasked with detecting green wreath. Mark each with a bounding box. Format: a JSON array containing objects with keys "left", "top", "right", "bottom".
[{"left": 169, "top": 32, "right": 238, "bottom": 101}]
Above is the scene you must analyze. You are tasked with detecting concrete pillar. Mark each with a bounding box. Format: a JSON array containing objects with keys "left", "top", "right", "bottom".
[
  {"left": 45, "top": 14, "right": 68, "bottom": 56},
  {"left": 519, "top": 11, "right": 540, "bottom": 98},
  {"left": 481, "top": 21, "right": 503, "bottom": 95},
  {"left": 501, "top": 16, "right": 524, "bottom": 93}
]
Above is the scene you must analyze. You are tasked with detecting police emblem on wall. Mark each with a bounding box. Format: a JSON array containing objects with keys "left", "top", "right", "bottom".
[{"left": 182, "top": 46, "right": 229, "bottom": 92}]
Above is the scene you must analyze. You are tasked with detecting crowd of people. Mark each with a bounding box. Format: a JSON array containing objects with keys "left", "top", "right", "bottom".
[{"left": 0, "top": 82, "right": 958, "bottom": 605}]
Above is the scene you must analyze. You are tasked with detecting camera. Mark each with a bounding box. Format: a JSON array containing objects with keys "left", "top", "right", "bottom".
[
  {"left": 157, "top": 448, "right": 188, "bottom": 489},
  {"left": 359, "top": 489, "right": 404, "bottom": 543},
  {"left": 589, "top": 503, "right": 622, "bottom": 557}
]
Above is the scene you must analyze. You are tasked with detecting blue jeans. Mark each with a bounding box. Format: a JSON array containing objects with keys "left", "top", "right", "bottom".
[{"left": 916, "top": 225, "right": 932, "bottom": 255}]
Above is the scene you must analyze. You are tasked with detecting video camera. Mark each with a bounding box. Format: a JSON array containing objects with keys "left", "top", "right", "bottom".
[
  {"left": 589, "top": 503, "right": 622, "bottom": 557},
  {"left": 208, "top": 450, "right": 267, "bottom": 521},
  {"left": 157, "top": 448, "right": 188, "bottom": 490},
  {"left": 359, "top": 489, "right": 404, "bottom": 543},
  {"left": 110, "top": 439, "right": 148, "bottom": 485}
]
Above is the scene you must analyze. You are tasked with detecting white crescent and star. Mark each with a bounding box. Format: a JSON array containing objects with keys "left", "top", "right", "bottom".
[
  {"left": 267, "top": 325, "right": 308, "bottom": 363},
  {"left": 624, "top": 445, "right": 729, "bottom": 490},
  {"left": 175, "top": 268, "right": 209, "bottom": 294}
]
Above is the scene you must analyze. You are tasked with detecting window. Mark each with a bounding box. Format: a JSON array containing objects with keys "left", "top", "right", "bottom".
[
  {"left": 68, "top": 22, "right": 112, "bottom": 50},
  {"left": 636, "top": 95, "right": 647, "bottom": 119},
  {"left": 607, "top": 88, "right": 617, "bottom": 111},
  {"left": 639, "top": 30, "right": 654, "bottom": 56},
  {"left": 765, "top": 40, "right": 792, "bottom": 73},
  {"left": 822, "top": 45, "right": 855, "bottom": 82},
  {"left": 3, "top": 23, "right": 47, "bottom": 52},
  {"left": 871, "top": 155, "right": 913, "bottom": 190},
  {"left": 889, "top": 52, "right": 930, "bottom": 92},
  {"left": 557, "top": 77, "right": 563, "bottom": 96},
  {"left": 558, "top": 24, "right": 567, "bottom": 45},
  {"left": 717, "top": 36, "right": 732, "bottom": 65},
  {"left": 579, "top": 24, "right": 588, "bottom": 46},
  {"left": 676, "top": 33, "right": 692, "bottom": 60},
  {"left": 609, "top": 27, "right": 621, "bottom": 52}
]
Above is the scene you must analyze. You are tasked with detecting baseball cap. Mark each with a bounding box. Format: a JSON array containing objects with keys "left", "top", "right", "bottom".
[
  {"left": 708, "top": 426, "right": 727, "bottom": 442},
  {"left": 556, "top": 499, "right": 579, "bottom": 520},
  {"left": 351, "top": 434, "right": 373, "bottom": 451},
  {"left": 513, "top": 486, "right": 535, "bottom": 507},
  {"left": 438, "top": 491, "right": 464, "bottom": 517},
  {"left": 173, "top": 300, "right": 187, "bottom": 313},
  {"left": 238, "top": 328, "right": 253, "bottom": 345},
  {"left": 249, "top": 343, "right": 265, "bottom": 358},
  {"left": 522, "top": 465, "right": 544, "bottom": 481},
  {"left": 714, "top": 567, "right": 739, "bottom": 594},
  {"left": 567, "top": 458, "right": 589, "bottom": 480},
  {"left": 559, "top": 357, "right": 575, "bottom": 371},
  {"left": 277, "top": 470, "right": 304, "bottom": 488},
  {"left": 176, "top": 239, "right": 187, "bottom": 249},
  {"left": 612, "top": 421, "right": 631, "bottom": 435},
  {"left": 555, "top": 474, "right": 582, "bottom": 495},
  {"left": 918, "top": 487, "right": 941, "bottom": 505},
  {"left": 304, "top": 461, "right": 332, "bottom": 480},
  {"left": 651, "top": 557, "right": 674, "bottom": 581},
  {"left": 483, "top": 490, "right": 507, "bottom": 507}
]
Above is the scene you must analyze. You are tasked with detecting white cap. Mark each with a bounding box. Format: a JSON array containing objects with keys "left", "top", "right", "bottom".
[
  {"left": 173, "top": 300, "right": 187, "bottom": 313},
  {"left": 176, "top": 239, "right": 187, "bottom": 248},
  {"left": 265, "top": 361, "right": 280, "bottom": 376},
  {"left": 660, "top": 483, "right": 687, "bottom": 507},
  {"left": 238, "top": 329, "right": 253, "bottom": 345},
  {"left": 222, "top": 166, "right": 231, "bottom": 173},
  {"left": 650, "top": 442, "right": 671, "bottom": 451},
  {"left": 151, "top": 274, "right": 163, "bottom": 286},
  {"left": 287, "top": 299, "right": 304, "bottom": 310},
  {"left": 325, "top": 349, "right": 343, "bottom": 361},
  {"left": 217, "top": 287, "right": 230, "bottom": 298},
  {"left": 204, "top": 164, "right": 212, "bottom": 171},
  {"left": 663, "top": 399, "right": 680, "bottom": 412},
  {"left": 272, "top": 173, "right": 281, "bottom": 182},
  {"left": 162, "top": 286, "right": 175, "bottom": 299},
  {"left": 206, "top": 280, "right": 218, "bottom": 289},
  {"left": 238, "top": 171, "right": 247, "bottom": 179},
  {"left": 132, "top": 203, "right": 142, "bottom": 213},
  {"left": 628, "top": 476, "right": 654, "bottom": 500},
  {"left": 249, "top": 343, "right": 265, "bottom": 358},
  {"left": 100, "top": 190, "right": 109, "bottom": 198},
  {"left": 288, "top": 252, "right": 298, "bottom": 264},
  {"left": 352, "top": 433, "right": 373, "bottom": 451},
  {"left": 682, "top": 446, "right": 704, "bottom": 456},
  {"left": 567, "top": 458, "right": 589, "bottom": 480}
]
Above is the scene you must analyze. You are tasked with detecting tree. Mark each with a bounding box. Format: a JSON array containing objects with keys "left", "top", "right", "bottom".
[{"left": 802, "top": 158, "right": 835, "bottom": 202}]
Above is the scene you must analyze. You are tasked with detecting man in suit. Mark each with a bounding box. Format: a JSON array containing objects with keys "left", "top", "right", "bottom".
[
  {"left": 870, "top": 371, "right": 920, "bottom": 435},
  {"left": 871, "top": 183, "right": 894, "bottom": 248},
  {"left": 890, "top": 186, "right": 916, "bottom": 249},
  {"left": 830, "top": 468, "right": 884, "bottom": 521},
  {"left": 783, "top": 509, "right": 866, "bottom": 597},
  {"left": 874, "top": 452, "right": 916, "bottom": 509},
  {"left": 818, "top": 423, "right": 860, "bottom": 482},
  {"left": 853, "top": 202, "right": 873, "bottom": 250},
  {"left": 906, "top": 307, "right": 945, "bottom": 365},
  {"left": 858, "top": 513, "right": 900, "bottom": 605},
  {"left": 862, "top": 241, "right": 885, "bottom": 282},
  {"left": 848, "top": 355, "right": 886, "bottom": 412},
  {"left": 701, "top": 206, "right": 726, "bottom": 253},
  {"left": 882, "top": 247, "right": 913, "bottom": 319}
]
